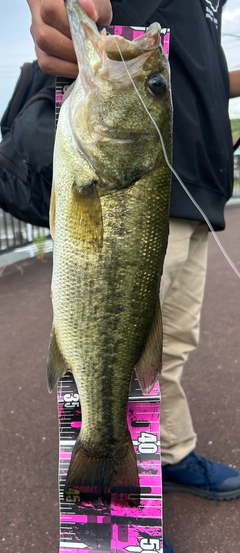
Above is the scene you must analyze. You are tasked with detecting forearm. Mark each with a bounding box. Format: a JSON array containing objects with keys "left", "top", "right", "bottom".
[{"left": 229, "top": 70, "right": 240, "bottom": 98}]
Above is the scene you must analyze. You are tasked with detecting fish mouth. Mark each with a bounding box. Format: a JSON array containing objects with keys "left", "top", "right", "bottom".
[
  {"left": 65, "top": 0, "right": 162, "bottom": 77},
  {"left": 104, "top": 24, "right": 161, "bottom": 61}
]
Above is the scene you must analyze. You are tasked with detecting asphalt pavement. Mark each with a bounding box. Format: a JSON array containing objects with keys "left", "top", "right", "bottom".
[{"left": 0, "top": 206, "right": 239, "bottom": 553}]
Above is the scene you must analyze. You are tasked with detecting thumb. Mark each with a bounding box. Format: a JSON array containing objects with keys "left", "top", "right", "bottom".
[{"left": 79, "top": 0, "right": 112, "bottom": 24}]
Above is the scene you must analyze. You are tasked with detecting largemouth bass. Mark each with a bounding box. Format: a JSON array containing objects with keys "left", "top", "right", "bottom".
[{"left": 48, "top": 0, "right": 172, "bottom": 505}]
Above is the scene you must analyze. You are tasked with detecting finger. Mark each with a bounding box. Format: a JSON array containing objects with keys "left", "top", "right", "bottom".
[
  {"left": 41, "top": 0, "right": 112, "bottom": 28},
  {"left": 35, "top": 44, "right": 78, "bottom": 78},
  {"left": 79, "top": 0, "right": 112, "bottom": 24},
  {"left": 30, "top": 18, "right": 77, "bottom": 64},
  {"left": 40, "top": 0, "right": 72, "bottom": 38}
]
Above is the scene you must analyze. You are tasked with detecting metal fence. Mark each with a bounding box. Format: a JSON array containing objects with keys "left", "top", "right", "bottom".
[
  {"left": 0, "top": 209, "right": 50, "bottom": 254},
  {"left": 232, "top": 153, "right": 240, "bottom": 199},
  {"left": 232, "top": 182, "right": 240, "bottom": 198}
]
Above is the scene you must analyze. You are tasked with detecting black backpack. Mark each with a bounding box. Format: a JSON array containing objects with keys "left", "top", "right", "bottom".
[{"left": 0, "top": 60, "right": 55, "bottom": 227}]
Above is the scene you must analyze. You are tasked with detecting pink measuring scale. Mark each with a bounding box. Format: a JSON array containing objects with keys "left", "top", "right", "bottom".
[
  {"left": 58, "top": 372, "right": 161, "bottom": 553},
  {"left": 56, "top": 25, "right": 170, "bottom": 553}
]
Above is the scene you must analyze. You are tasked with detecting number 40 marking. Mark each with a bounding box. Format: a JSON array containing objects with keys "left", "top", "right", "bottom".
[{"left": 137, "top": 432, "right": 158, "bottom": 454}]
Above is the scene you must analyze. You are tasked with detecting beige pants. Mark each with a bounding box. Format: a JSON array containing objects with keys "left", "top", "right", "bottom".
[{"left": 160, "top": 218, "right": 209, "bottom": 465}]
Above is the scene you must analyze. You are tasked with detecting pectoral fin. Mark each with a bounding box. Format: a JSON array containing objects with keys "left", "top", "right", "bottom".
[
  {"left": 70, "top": 182, "right": 103, "bottom": 251},
  {"left": 47, "top": 327, "right": 70, "bottom": 392},
  {"left": 135, "top": 300, "right": 163, "bottom": 394}
]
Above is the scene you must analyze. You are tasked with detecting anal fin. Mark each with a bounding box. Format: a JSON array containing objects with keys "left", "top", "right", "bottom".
[
  {"left": 47, "top": 327, "right": 69, "bottom": 392},
  {"left": 135, "top": 300, "right": 163, "bottom": 394}
]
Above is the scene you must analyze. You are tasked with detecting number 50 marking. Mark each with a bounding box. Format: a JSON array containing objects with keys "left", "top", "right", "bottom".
[
  {"left": 125, "top": 537, "right": 161, "bottom": 552},
  {"left": 140, "top": 537, "right": 161, "bottom": 551}
]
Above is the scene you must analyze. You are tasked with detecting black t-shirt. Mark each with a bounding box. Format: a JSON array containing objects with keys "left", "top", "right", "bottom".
[{"left": 111, "top": 0, "right": 233, "bottom": 230}]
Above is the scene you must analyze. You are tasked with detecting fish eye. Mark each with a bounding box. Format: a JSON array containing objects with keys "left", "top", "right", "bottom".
[{"left": 147, "top": 73, "right": 167, "bottom": 96}]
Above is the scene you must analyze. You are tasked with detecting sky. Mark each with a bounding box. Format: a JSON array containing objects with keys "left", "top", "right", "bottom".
[{"left": 0, "top": 0, "right": 239, "bottom": 120}]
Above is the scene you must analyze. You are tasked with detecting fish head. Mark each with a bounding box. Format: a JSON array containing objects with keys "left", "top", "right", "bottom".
[{"left": 65, "top": 0, "right": 172, "bottom": 188}]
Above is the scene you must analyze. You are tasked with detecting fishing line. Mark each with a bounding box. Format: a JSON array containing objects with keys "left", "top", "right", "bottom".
[{"left": 112, "top": 36, "right": 240, "bottom": 279}]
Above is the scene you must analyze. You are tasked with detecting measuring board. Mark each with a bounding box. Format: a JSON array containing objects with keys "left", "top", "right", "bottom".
[
  {"left": 58, "top": 372, "right": 162, "bottom": 553},
  {"left": 55, "top": 24, "right": 170, "bottom": 553}
]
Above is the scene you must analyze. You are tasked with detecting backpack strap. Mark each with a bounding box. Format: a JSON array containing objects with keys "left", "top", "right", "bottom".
[
  {"left": 1, "top": 63, "right": 34, "bottom": 136},
  {"left": 111, "top": 0, "right": 162, "bottom": 26}
]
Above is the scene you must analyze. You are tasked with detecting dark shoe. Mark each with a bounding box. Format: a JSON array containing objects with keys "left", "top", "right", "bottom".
[
  {"left": 162, "top": 451, "right": 240, "bottom": 500},
  {"left": 163, "top": 535, "right": 176, "bottom": 553}
]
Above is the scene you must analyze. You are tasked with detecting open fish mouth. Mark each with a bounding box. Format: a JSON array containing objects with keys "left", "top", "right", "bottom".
[{"left": 65, "top": 0, "right": 162, "bottom": 83}]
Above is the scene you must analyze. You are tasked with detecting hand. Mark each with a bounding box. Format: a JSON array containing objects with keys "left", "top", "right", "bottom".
[
  {"left": 229, "top": 70, "right": 240, "bottom": 98},
  {"left": 26, "top": 0, "right": 112, "bottom": 77}
]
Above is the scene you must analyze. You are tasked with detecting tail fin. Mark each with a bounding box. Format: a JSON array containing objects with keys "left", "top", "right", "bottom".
[{"left": 64, "top": 436, "right": 140, "bottom": 507}]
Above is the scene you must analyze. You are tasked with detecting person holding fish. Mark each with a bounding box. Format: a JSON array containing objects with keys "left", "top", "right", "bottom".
[{"left": 26, "top": 0, "right": 240, "bottom": 552}]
